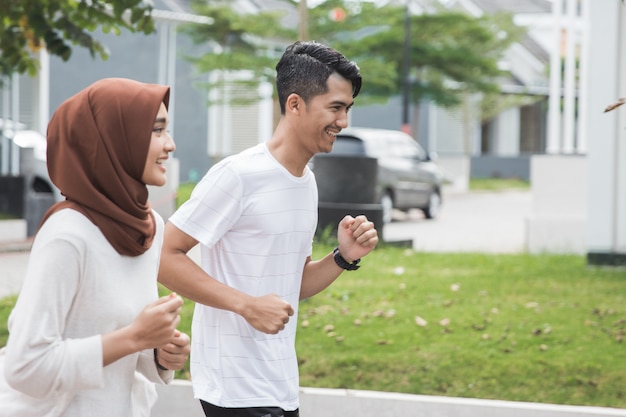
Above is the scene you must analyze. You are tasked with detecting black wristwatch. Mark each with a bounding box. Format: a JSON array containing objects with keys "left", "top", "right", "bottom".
[{"left": 333, "top": 247, "right": 361, "bottom": 271}]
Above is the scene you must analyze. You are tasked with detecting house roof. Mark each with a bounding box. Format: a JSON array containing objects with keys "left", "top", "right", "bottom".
[
  {"left": 153, "top": 0, "right": 192, "bottom": 13},
  {"left": 447, "top": 0, "right": 552, "bottom": 88},
  {"left": 468, "top": 0, "right": 551, "bottom": 14},
  {"left": 518, "top": 34, "right": 550, "bottom": 65},
  {"left": 153, "top": 0, "right": 299, "bottom": 25}
]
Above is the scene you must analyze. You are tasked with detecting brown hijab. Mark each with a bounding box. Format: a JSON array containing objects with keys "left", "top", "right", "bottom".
[{"left": 41, "top": 78, "right": 170, "bottom": 256}]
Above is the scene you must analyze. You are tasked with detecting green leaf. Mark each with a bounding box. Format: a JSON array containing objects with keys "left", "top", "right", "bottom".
[{"left": 0, "top": 0, "right": 156, "bottom": 78}]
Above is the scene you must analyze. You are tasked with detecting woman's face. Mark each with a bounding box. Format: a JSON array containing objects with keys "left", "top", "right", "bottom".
[{"left": 141, "top": 102, "right": 176, "bottom": 186}]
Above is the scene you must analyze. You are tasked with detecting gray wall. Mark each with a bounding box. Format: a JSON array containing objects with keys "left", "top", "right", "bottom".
[
  {"left": 353, "top": 97, "right": 535, "bottom": 181},
  {"left": 470, "top": 155, "right": 532, "bottom": 180}
]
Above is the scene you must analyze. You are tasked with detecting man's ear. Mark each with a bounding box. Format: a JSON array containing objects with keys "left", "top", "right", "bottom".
[{"left": 286, "top": 93, "right": 301, "bottom": 114}]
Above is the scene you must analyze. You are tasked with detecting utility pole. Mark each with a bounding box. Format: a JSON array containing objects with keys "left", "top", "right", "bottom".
[
  {"left": 299, "top": 0, "right": 309, "bottom": 41},
  {"left": 401, "top": 0, "right": 411, "bottom": 135}
]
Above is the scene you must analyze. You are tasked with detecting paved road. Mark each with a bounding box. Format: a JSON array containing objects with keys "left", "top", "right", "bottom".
[
  {"left": 384, "top": 189, "right": 531, "bottom": 253},
  {"left": 0, "top": 190, "right": 532, "bottom": 299}
]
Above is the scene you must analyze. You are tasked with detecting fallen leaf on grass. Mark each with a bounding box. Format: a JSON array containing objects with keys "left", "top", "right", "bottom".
[
  {"left": 415, "top": 316, "right": 428, "bottom": 327},
  {"left": 532, "top": 325, "right": 551, "bottom": 336},
  {"left": 592, "top": 308, "right": 615, "bottom": 317},
  {"left": 309, "top": 305, "right": 335, "bottom": 316}
]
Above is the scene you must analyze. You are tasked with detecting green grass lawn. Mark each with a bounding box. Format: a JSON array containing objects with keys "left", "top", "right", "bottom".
[
  {"left": 299, "top": 246, "right": 626, "bottom": 408},
  {"left": 469, "top": 177, "right": 530, "bottom": 191},
  {"left": 176, "top": 182, "right": 195, "bottom": 208},
  {"left": 2, "top": 246, "right": 625, "bottom": 408}
]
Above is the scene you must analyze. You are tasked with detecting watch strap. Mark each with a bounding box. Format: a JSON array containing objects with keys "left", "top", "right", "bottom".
[{"left": 333, "top": 247, "right": 361, "bottom": 271}]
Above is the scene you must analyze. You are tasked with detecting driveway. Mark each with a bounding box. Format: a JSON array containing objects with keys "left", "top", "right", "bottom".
[{"left": 383, "top": 189, "right": 531, "bottom": 253}]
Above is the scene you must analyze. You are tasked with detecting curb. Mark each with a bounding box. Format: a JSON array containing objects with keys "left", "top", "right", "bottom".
[
  {"left": 152, "top": 381, "right": 626, "bottom": 417},
  {"left": 0, "top": 238, "right": 33, "bottom": 254}
]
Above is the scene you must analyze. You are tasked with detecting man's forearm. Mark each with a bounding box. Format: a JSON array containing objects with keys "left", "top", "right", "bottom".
[
  {"left": 158, "top": 251, "right": 251, "bottom": 315},
  {"left": 299, "top": 252, "right": 343, "bottom": 300}
]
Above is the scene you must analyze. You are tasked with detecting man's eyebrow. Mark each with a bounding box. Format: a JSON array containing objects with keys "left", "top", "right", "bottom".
[{"left": 331, "top": 99, "right": 354, "bottom": 108}]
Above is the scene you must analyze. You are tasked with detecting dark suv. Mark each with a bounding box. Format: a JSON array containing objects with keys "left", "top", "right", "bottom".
[{"left": 325, "top": 127, "right": 444, "bottom": 223}]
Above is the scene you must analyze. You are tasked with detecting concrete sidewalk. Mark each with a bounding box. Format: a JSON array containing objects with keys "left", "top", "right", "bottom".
[{"left": 383, "top": 189, "right": 532, "bottom": 253}]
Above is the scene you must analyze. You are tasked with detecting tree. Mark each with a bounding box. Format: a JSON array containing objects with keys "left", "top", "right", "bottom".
[
  {"left": 0, "top": 0, "right": 154, "bottom": 81},
  {"left": 182, "top": 0, "right": 524, "bottom": 109},
  {"left": 181, "top": 0, "right": 295, "bottom": 105},
  {"left": 307, "top": 0, "right": 525, "bottom": 107}
]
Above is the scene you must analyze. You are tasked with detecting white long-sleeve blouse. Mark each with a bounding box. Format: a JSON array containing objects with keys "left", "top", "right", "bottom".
[{"left": 0, "top": 208, "right": 173, "bottom": 417}]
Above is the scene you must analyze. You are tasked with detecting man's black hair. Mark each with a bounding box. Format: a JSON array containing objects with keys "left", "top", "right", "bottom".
[{"left": 275, "top": 41, "right": 362, "bottom": 114}]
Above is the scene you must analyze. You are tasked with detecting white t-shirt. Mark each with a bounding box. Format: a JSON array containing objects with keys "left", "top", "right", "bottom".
[
  {"left": 170, "top": 143, "right": 318, "bottom": 410},
  {"left": 0, "top": 208, "right": 172, "bottom": 417}
]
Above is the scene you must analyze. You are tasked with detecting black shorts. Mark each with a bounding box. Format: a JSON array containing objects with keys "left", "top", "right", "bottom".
[{"left": 200, "top": 400, "right": 300, "bottom": 417}]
